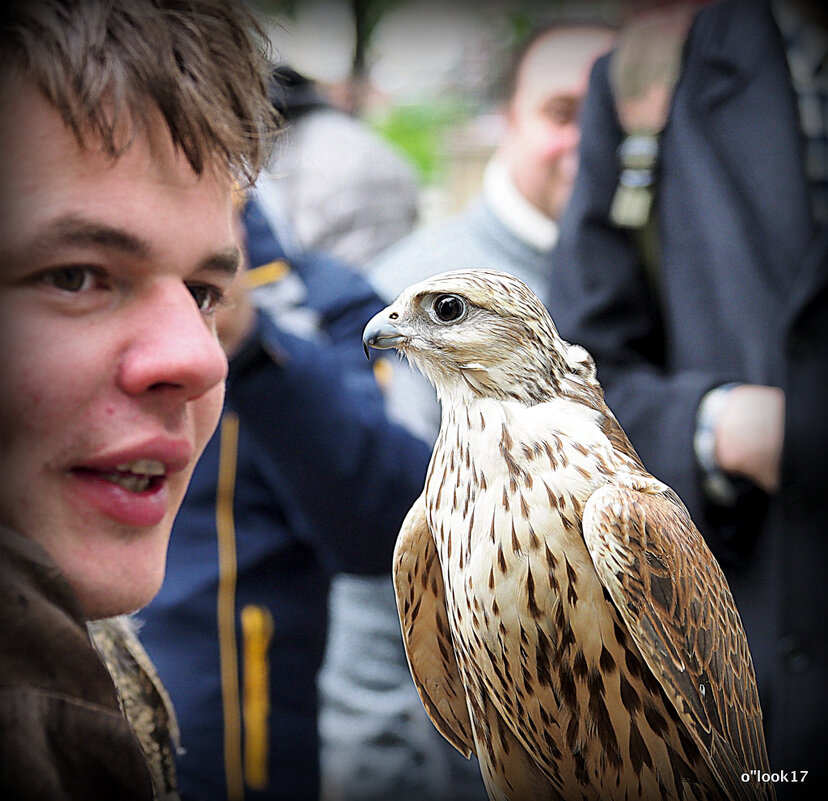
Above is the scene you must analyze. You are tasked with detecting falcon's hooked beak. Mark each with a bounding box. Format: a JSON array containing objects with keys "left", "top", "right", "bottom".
[{"left": 363, "top": 308, "right": 405, "bottom": 358}]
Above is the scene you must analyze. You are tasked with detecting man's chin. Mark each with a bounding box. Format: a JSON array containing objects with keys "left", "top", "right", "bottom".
[
  {"left": 66, "top": 535, "right": 171, "bottom": 620},
  {"left": 80, "top": 579, "right": 165, "bottom": 621}
]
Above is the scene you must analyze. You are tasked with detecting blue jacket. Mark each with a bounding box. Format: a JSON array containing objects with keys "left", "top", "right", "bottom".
[{"left": 139, "top": 199, "right": 431, "bottom": 800}]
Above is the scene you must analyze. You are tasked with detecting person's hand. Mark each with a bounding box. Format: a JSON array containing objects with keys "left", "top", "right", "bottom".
[{"left": 715, "top": 384, "right": 785, "bottom": 493}]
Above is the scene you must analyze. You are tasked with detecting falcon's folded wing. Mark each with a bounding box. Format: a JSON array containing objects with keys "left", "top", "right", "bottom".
[
  {"left": 583, "top": 480, "right": 773, "bottom": 801},
  {"left": 393, "top": 494, "right": 475, "bottom": 757}
]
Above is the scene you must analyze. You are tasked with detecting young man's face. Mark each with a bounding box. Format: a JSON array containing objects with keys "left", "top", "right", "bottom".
[{"left": 0, "top": 81, "right": 239, "bottom": 619}]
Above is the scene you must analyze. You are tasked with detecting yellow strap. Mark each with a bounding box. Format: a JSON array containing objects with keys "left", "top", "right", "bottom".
[
  {"left": 243, "top": 260, "right": 290, "bottom": 289},
  {"left": 372, "top": 357, "right": 394, "bottom": 392},
  {"left": 215, "top": 412, "right": 244, "bottom": 801},
  {"left": 241, "top": 605, "right": 274, "bottom": 790}
]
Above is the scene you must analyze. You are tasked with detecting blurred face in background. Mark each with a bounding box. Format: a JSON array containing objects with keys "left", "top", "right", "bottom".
[{"left": 499, "top": 25, "right": 615, "bottom": 221}]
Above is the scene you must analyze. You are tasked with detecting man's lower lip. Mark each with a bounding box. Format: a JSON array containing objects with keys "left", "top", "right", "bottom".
[{"left": 68, "top": 470, "right": 170, "bottom": 527}]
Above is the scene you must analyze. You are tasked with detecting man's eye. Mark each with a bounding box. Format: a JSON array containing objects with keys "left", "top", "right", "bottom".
[
  {"left": 188, "top": 283, "right": 227, "bottom": 314},
  {"left": 544, "top": 98, "right": 578, "bottom": 126},
  {"left": 43, "top": 267, "right": 97, "bottom": 292}
]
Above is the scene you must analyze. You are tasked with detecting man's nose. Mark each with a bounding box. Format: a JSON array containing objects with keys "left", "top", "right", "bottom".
[{"left": 117, "top": 281, "right": 228, "bottom": 401}]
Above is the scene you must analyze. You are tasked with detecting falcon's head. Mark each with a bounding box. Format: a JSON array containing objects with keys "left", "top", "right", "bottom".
[{"left": 363, "top": 269, "right": 597, "bottom": 405}]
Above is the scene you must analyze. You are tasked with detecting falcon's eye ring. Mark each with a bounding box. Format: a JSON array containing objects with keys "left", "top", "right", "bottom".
[{"left": 431, "top": 294, "right": 466, "bottom": 324}]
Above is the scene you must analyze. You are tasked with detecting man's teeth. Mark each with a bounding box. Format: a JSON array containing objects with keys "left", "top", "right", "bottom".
[
  {"left": 103, "top": 473, "right": 151, "bottom": 492},
  {"left": 114, "top": 459, "right": 166, "bottom": 476},
  {"left": 102, "top": 460, "right": 166, "bottom": 492}
]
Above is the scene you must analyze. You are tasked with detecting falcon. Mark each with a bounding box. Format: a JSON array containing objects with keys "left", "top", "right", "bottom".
[{"left": 362, "top": 269, "right": 773, "bottom": 801}]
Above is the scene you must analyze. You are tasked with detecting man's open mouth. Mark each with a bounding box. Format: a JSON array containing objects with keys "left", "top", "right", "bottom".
[{"left": 76, "top": 459, "right": 166, "bottom": 493}]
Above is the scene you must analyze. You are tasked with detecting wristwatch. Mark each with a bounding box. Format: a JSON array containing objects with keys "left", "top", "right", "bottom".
[{"left": 693, "top": 383, "right": 741, "bottom": 506}]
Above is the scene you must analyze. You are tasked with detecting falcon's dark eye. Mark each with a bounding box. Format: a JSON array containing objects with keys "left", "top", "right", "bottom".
[{"left": 432, "top": 294, "right": 466, "bottom": 323}]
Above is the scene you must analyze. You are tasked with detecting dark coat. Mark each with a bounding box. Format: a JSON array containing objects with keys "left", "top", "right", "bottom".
[
  {"left": 549, "top": 0, "right": 827, "bottom": 793},
  {"left": 0, "top": 526, "right": 155, "bottom": 801}
]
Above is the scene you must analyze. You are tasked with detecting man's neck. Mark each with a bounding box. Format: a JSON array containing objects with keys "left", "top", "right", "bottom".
[{"left": 482, "top": 157, "right": 558, "bottom": 252}]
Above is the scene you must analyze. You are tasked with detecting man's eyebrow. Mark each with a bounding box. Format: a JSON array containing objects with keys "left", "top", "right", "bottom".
[
  {"left": 199, "top": 247, "right": 242, "bottom": 277},
  {"left": 25, "top": 214, "right": 241, "bottom": 275},
  {"left": 31, "top": 215, "right": 152, "bottom": 259}
]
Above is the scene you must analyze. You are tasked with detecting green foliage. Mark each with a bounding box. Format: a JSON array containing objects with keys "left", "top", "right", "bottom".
[{"left": 368, "top": 99, "right": 472, "bottom": 183}]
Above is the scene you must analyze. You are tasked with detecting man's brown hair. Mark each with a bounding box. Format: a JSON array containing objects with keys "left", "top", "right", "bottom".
[{"left": 0, "top": 0, "right": 280, "bottom": 184}]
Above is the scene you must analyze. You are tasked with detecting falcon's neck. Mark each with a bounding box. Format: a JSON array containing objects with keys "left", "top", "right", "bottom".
[
  {"left": 429, "top": 362, "right": 562, "bottom": 409},
  {"left": 427, "top": 393, "right": 613, "bottom": 582},
  {"left": 433, "top": 382, "right": 645, "bottom": 504}
]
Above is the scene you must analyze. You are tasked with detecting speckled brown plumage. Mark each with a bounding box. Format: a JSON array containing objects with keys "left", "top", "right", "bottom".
[
  {"left": 88, "top": 615, "right": 181, "bottom": 801},
  {"left": 363, "top": 269, "right": 774, "bottom": 801}
]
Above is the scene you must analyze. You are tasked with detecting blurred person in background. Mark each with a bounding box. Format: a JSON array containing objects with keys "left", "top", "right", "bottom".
[
  {"left": 255, "top": 64, "right": 420, "bottom": 268},
  {"left": 548, "top": 1, "right": 827, "bottom": 796},
  {"left": 244, "top": 64, "right": 459, "bottom": 801}
]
